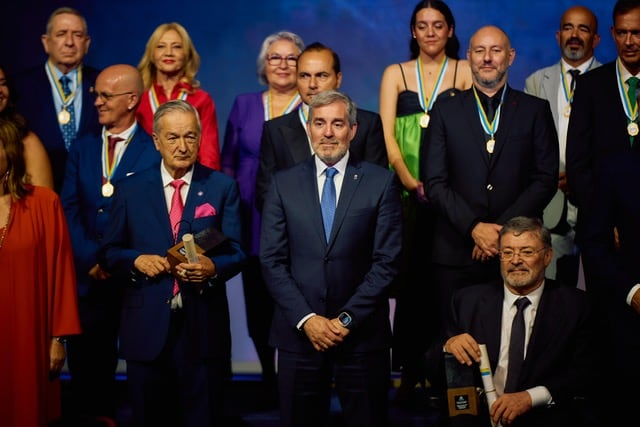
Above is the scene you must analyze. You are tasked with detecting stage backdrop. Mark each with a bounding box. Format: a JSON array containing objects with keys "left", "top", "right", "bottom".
[{"left": 2, "top": 0, "right": 617, "bottom": 373}]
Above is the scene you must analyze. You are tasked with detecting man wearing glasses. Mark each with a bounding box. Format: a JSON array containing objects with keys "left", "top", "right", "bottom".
[
  {"left": 425, "top": 216, "right": 597, "bottom": 427},
  {"left": 255, "top": 42, "right": 388, "bottom": 212},
  {"left": 12, "top": 6, "right": 101, "bottom": 192},
  {"left": 60, "top": 64, "right": 160, "bottom": 424}
]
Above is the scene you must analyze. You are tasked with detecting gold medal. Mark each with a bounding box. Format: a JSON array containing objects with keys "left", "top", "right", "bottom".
[
  {"left": 563, "top": 104, "right": 571, "bottom": 118},
  {"left": 58, "top": 108, "right": 70, "bottom": 124},
  {"left": 486, "top": 138, "right": 495, "bottom": 154},
  {"left": 102, "top": 182, "right": 114, "bottom": 197},
  {"left": 629, "top": 122, "right": 639, "bottom": 137},
  {"left": 419, "top": 113, "right": 430, "bottom": 128}
]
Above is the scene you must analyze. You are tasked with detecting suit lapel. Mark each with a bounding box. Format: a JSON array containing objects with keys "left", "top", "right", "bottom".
[
  {"left": 282, "top": 112, "right": 313, "bottom": 163},
  {"left": 146, "top": 169, "right": 175, "bottom": 245},
  {"left": 180, "top": 164, "right": 209, "bottom": 237},
  {"left": 542, "top": 64, "right": 561, "bottom": 124},
  {"left": 327, "top": 160, "right": 363, "bottom": 247},
  {"left": 479, "top": 289, "right": 503, "bottom": 367},
  {"left": 489, "top": 86, "right": 516, "bottom": 166},
  {"left": 112, "top": 130, "right": 144, "bottom": 184},
  {"left": 463, "top": 91, "right": 491, "bottom": 167}
]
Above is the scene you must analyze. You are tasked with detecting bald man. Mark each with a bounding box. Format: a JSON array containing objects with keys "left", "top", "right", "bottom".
[
  {"left": 422, "top": 25, "right": 559, "bottom": 351},
  {"left": 60, "top": 64, "right": 161, "bottom": 423}
]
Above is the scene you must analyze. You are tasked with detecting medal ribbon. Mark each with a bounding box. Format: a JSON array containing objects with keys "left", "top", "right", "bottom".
[
  {"left": 616, "top": 58, "right": 638, "bottom": 123},
  {"left": 473, "top": 85, "right": 506, "bottom": 140},
  {"left": 149, "top": 85, "right": 189, "bottom": 113},
  {"left": 264, "top": 91, "right": 301, "bottom": 121},
  {"left": 560, "top": 58, "right": 594, "bottom": 104},
  {"left": 101, "top": 125, "right": 136, "bottom": 183},
  {"left": 416, "top": 56, "right": 448, "bottom": 113},
  {"left": 45, "top": 60, "right": 83, "bottom": 109}
]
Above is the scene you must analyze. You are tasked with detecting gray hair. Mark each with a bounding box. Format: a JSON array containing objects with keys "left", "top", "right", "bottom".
[
  {"left": 152, "top": 100, "right": 201, "bottom": 135},
  {"left": 308, "top": 90, "right": 357, "bottom": 127},
  {"left": 46, "top": 7, "right": 88, "bottom": 35},
  {"left": 499, "top": 216, "right": 551, "bottom": 249},
  {"left": 256, "top": 31, "right": 305, "bottom": 85}
]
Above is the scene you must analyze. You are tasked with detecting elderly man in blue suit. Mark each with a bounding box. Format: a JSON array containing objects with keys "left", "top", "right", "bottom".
[
  {"left": 12, "top": 6, "right": 101, "bottom": 192},
  {"left": 60, "top": 63, "right": 160, "bottom": 423},
  {"left": 260, "top": 90, "right": 403, "bottom": 427},
  {"left": 99, "top": 100, "right": 247, "bottom": 426}
]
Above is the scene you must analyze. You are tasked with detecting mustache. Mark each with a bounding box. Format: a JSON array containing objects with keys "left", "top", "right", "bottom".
[{"left": 565, "top": 37, "right": 584, "bottom": 47}]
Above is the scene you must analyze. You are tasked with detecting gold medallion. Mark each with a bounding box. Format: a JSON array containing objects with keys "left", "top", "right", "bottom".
[
  {"left": 563, "top": 104, "right": 571, "bottom": 118},
  {"left": 486, "top": 138, "right": 495, "bottom": 154},
  {"left": 419, "top": 113, "right": 430, "bottom": 128},
  {"left": 628, "top": 122, "right": 639, "bottom": 137},
  {"left": 58, "top": 108, "right": 70, "bottom": 125},
  {"left": 102, "top": 182, "right": 114, "bottom": 198}
]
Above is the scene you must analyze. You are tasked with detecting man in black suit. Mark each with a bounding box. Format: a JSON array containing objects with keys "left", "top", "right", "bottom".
[
  {"left": 260, "top": 90, "right": 403, "bottom": 427},
  {"left": 426, "top": 216, "right": 596, "bottom": 427},
  {"left": 422, "top": 26, "right": 558, "bottom": 329},
  {"left": 12, "top": 6, "right": 101, "bottom": 192},
  {"left": 255, "top": 42, "right": 388, "bottom": 212}
]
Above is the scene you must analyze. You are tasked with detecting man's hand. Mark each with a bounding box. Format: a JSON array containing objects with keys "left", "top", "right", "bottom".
[
  {"left": 631, "top": 288, "right": 640, "bottom": 315},
  {"left": 490, "top": 391, "right": 532, "bottom": 425},
  {"left": 174, "top": 254, "right": 217, "bottom": 283},
  {"left": 444, "top": 333, "right": 481, "bottom": 365},
  {"left": 303, "top": 315, "right": 345, "bottom": 352},
  {"left": 471, "top": 222, "right": 502, "bottom": 259},
  {"left": 88, "top": 263, "right": 111, "bottom": 280},
  {"left": 558, "top": 171, "right": 569, "bottom": 194},
  {"left": 49, "top": 338, "right": 66, "bottom": 379},
  {"left": 134, "top": 254, "right": 171, "bottom": 278}
]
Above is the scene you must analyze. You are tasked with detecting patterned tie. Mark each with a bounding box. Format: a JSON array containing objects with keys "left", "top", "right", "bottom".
[
  {"left": 568, "top": 69, "right": 581, "bottom": 93},
  {"left": 59, "top": 75, "right": 77, "bottom": 151},
  {"left": 321, "top": 167, "right": 337, "bottom": 242},
  {"left": 169, "top": 179, "right": 185, "bottom": 295},
  {"left": 505, "top": 296, "right": 531, "bottom": 393}
]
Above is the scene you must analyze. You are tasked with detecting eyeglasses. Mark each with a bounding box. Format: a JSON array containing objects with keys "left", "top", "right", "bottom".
[
  {"left": 267, "top": 54, "right": 297, "bottom": 67},
  {"left": 90, "top": 87, "right": 133, "bottom": 101},
  {"left": 499, "top": 247, "right": 547, "bottom": 261}
]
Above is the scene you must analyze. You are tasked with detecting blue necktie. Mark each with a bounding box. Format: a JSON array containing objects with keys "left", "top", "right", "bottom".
[
  {"left": 505, "top": 296, "right": 531, "bottom": 392},
  {"left": 59, "top": 75, "right": 77, "bottom": 151},
  {"left": 321, "top": 167, "right": 337, "bottom": 242}
]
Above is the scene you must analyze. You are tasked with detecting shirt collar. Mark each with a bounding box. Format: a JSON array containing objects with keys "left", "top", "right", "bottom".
[
  {"left": 161, "top": 164, "right": 194, "bottom": 188},
  {"left": 503, "top": 281, "right": 544, "bottom": 309},
  {"left": 315, "top": 151, "right": 350, "bottom": 178}
]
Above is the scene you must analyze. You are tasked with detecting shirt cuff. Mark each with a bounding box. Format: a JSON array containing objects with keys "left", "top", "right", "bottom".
[
  {"left": 527, "top": 386, "right": 553, "bottom": 408},
  {"left": 626, "top": 284, "right": 640, "bottom": 306},
  {"left": 297, "top": 313, "right": 316, "bottom": 331}
]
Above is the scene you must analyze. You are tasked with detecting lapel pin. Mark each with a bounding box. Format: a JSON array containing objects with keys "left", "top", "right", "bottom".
[
  {"left": 353, "top": 174, "right": 358, "bottom": 180},
  {"left": 197, "top": 191, "right": 204, "bottom": 196}
]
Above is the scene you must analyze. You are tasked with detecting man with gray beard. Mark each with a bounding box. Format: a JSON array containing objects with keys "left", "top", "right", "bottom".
[
  {"left": 524, "top": 6, "right": 601, "bottom": 288},
  {"left": 421, "top": 25, "right": 558, "bottom": 347}
]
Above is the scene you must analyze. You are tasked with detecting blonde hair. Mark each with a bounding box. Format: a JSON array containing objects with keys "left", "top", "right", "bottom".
[{"left": 137, "top": 22, "right": 201, "bottom": 90}]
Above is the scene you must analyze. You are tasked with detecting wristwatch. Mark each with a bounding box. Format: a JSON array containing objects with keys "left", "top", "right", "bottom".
[{"left": 338, "top": 312, "right": 352, "bottom": 328}]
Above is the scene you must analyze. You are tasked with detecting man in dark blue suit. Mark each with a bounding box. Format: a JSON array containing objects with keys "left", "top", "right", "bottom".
[
  {"left": 12, "top": 6, "right": 100, "bottom": 192},
  {"left": 255, "top": 42, "right": 388, "bottom": 212},
  {"left": 99, "top": 100, "right": 247, "bottom": 426},
  {"left": 260, "top": 90, "right": 403, "bottom": 427},
  {"left": 423, "top": 25, "right": 558, "bottom": 333},
  {"left": 426, "top": 217, "right": 596, "bottom": 427},
  {"left": 60, "top": 64, "right": 160, "bottom": 423}
]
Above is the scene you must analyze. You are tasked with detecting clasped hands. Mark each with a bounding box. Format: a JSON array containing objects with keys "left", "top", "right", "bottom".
[
  {"left": 303, "top": 314, "right": 350, "bottom": 352},
  {"left": 134, "top": 253, "right": 216, "bottom": 283},
  {"left": 445, "top": 333, "right": 532, "bottom": 426},
  {"left": 471, "top": 222, "right": 502, "bottom": 261}
]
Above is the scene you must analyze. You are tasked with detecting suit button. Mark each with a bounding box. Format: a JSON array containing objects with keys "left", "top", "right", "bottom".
[
  {"left": 98, "top": 208, "right": 104, "bottom": 213},
  {"left": 486, "top": 184, "right": 493, "bottom": 191}
]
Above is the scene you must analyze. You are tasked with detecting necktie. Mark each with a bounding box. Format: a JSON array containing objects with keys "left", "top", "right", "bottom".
[
  {"left": 485, "top": 97, "right": 496, "bottom": 123},
  {"left": 628, "top": 76, "right": 639, "bottom": 110},
  {"left": 107, "top": 136, "right": 123, "bottom": 170},
  {"left": 321, "top": 167, "right": 337, "bottom": 242},
  {"left": 59, "top": 75, "right": 77, "bottom": 151},
  {"left": 504, "top": 296, "right": 531, "bottom": 393},
  {"left": 568, "top": 69, "right": 581, "bottom": 93},
  {"left": 169, "top": 179, "right": 185, "bottom": 295}
]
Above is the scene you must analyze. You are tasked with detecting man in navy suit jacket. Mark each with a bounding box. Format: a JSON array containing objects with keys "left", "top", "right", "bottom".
[
  {"left": 12, "top": 6, "right": 100, "bottom": 192},
  {"left": 60, "top": 64, "right": 160, "bottom": 422},
  {"left": 426, "top": 217, "right": 596, "bottom": 427},
  {"left": 423, "top": 25, "right": 558, "bottom": 332},
  {"left": 255, "top": 42, "right": 388, "bottom": 212},
  {"left": 98, "top": 100, "right": 246, "bottom": 426},
  {"left": 260, "top": 90, "right": 403, "bottom": 427}
]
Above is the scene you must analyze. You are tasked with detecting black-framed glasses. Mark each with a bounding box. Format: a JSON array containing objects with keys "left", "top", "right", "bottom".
[
  {"left": 499, "top": 247, "right": 547, "bottom": 261},
  {"left": 267, "top": 54, "right": 297, "bottom": 67},
  {"left": 90, "top": 87, "right": 133, "bottom": 101}
]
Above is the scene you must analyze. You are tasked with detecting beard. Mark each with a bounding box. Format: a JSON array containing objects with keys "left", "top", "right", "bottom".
[{"left": 472, "top": 68, "right": 508, "bottom": 90}]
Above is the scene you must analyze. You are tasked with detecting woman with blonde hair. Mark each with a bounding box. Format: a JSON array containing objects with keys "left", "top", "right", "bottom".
[{"left": 137, "top": 22, "right": 220, "bottom": 169}]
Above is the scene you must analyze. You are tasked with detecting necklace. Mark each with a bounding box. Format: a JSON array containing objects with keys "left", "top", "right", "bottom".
[{"left": 0, "top": 197, "right": 11, "bottom": 251}]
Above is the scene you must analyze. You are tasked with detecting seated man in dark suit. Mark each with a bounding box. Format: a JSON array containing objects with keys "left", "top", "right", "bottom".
[
  {"left": 12, "top": 6, "right": 101, "bottom": 192},
  {"left": 426, "top": 216, "right": 597, "bottom": 427},
  {"left": 255, "top": 41, "right": 388, "bottom": 212},
  {"left": 98, "top": 100, "right": 247, "bottom": 426}
]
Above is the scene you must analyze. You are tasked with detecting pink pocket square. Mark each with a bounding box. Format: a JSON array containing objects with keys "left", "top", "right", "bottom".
[{"left": 194, "top": 203, "right": 217, "bottom": 218}]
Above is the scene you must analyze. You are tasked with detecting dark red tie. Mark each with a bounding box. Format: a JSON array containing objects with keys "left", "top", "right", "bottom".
[
  {"left": 169, "top": 179, "right": 185, "bottom": 295},
  {"left": 107, "top": 135, "right": 123, "bottom": 169}
]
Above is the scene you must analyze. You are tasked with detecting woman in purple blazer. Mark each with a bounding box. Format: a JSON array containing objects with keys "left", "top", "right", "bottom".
[{"left": 220, "top": 30, "right": 304, "bottom": 396}]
